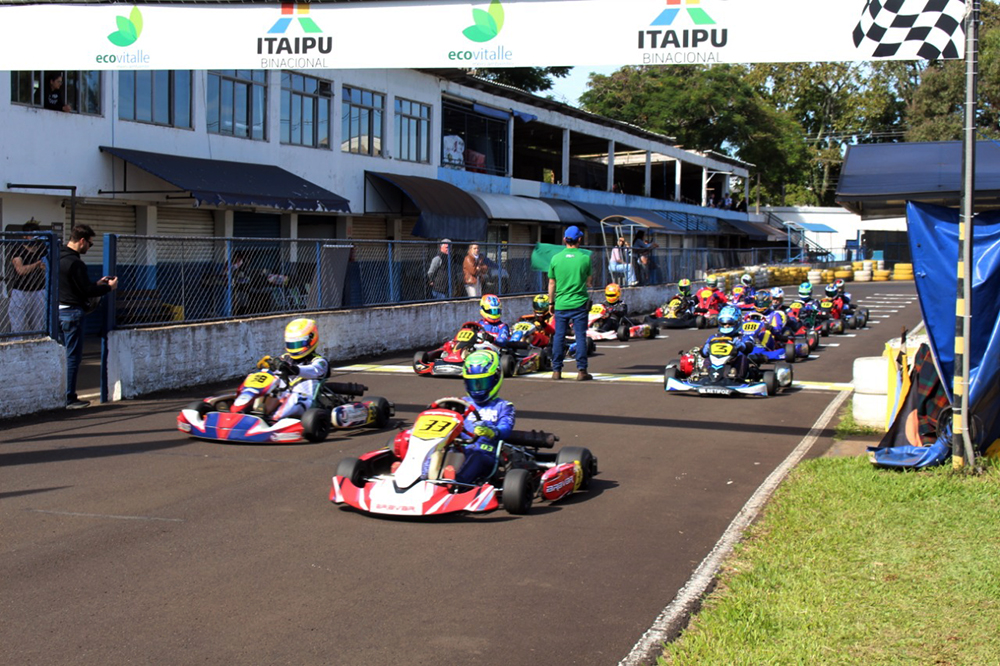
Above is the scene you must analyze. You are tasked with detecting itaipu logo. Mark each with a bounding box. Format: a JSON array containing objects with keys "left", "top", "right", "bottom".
[
  {"left": 450, "top": 0, "right": 512, "bottom": 63},
  {"left": 258, "top": 3, "right": 332, "bottom": 63},
  {"left": 107, "top": 6, "right": 143, "bottom": 47},
  {"left": 639, "top": 0, "right": 728, "bottom": 61}
]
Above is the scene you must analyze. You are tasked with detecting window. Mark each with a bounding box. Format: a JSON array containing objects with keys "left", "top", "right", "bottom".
[
  {"left": 341, "top": 85, "right": 384, "bottom": 156},
  {"left": 207, "top": 70, "right": 267, "bottom": 140},
  {"left": 281, "top": 72, "right": 331, "bottom": 149},
  {"left": 119, "top": 70, "right": 191, "bottom": 128},
  {"left": 395, "top": 98, "right": 431, "bottom": 163},
  {"left": 10, "top": 70, "right": 102, "bottom": 115},
  {"left": 441, "top": 100, "right": 508, "bottom": 176}
]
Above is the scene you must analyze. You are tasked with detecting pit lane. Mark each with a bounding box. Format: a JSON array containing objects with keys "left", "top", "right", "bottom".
[{"left": 0, "top": 282, "right": 920, "bottom": 666}]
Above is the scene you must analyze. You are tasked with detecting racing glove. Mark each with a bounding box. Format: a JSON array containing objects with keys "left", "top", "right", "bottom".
[
  {"left": 256, "top": 355, "right": 273, "bottom": 369},
  {"left": 473, "top": 425, "right": 496, "bottom": 440},
  {"left": 278, "top": 359, "right": 299, "bottom": 376}
]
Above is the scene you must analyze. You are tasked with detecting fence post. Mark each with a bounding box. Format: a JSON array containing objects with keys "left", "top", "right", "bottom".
[
  {"left": 223, "top": 240, "right": 233, "bottom": 317},
  {"left": 47, "top": 231, "right": 60, "bottom": 341},
  {"left": 101, "top": 233, "right": 117, "bottom": 404},
  {"left": 388, "top": 241, "right": 399, "bottom": 303},
  {"left": 314, "top": 241, "right": 323, "bottom": 308}
]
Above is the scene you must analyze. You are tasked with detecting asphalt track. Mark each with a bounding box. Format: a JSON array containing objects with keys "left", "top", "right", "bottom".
[{"left": 0, "top": 282, "right": 921, "bottom": 666}]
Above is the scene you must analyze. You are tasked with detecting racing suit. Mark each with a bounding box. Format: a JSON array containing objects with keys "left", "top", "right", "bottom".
[
  {"left": 593, "top": 300, "right": 629, "bottom": 332},
  {"left": 518, "top": 314, "right": 555, "bottom": 346},
  {"left": 702, "top": 333, "right": 755, "bottom": 380},
  {"left": 695, "top": 287, "right": 727, "bottom": 315},
  {"left": 455, "top": 396, "right": 516, "bottom": 484},
  {"left": 477, "top": 319, "right": 512, "bottom": 346},
  {"left": 272, "top": 353, "right": 330, "bottom": 420}
]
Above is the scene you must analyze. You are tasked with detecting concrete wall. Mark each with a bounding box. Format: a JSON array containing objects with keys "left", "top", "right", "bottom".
[
  {"left": 106, "top": 285, "right": 673, "bottom": 399},
  {"left": 0, "top": 338, "right": 66, "bottom": 417}
]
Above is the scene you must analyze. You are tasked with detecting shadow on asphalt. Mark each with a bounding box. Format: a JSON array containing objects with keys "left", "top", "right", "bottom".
[
  {"left": 0, "top": 437, "right": 190, "bottom": 467},
  {"left": 0, "top": 486, "right": 73, "bottom": 499}
]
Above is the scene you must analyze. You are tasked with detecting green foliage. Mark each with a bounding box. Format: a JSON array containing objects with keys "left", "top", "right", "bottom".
[{"left": 474, "top": 66, "right": 572, "bottom": 93}]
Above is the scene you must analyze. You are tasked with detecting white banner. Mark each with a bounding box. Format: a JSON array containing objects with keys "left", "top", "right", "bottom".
[{"left": 0, "top": 0, "right": 966, "bottom": 70}]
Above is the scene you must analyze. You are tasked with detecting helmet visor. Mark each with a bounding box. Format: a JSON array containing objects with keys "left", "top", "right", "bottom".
[{"left": 286, "top": 338, "right": 311, "bottom": 354}]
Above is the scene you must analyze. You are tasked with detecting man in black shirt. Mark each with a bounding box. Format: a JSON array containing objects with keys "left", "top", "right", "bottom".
[
  {"left": 8, "top": 220, "right": 47, "bottom": 333},
  {"left": 59, "top": 224, "right": 117, "bottom": 409},
  {"left": 43, "top": 72, "right": 72, "bottom": 112}
]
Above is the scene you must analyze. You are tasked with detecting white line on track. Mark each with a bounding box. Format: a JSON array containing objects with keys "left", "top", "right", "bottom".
[
  {"left": 808, "top": 354, "right": 820, "bottom": 359},
  {"left": 824, "top": 343, "right": 841, "bottom": 347},
  {"left": 26, "top": 509, "right": 184, "bottom": 523},
  {"left": 619, "top": 390, "right": 852, "bottom": 666}
]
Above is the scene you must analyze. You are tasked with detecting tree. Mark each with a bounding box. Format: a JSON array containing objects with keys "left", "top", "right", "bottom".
[{"left": 472, "top": 66, "right": 573, "bottom": 93}]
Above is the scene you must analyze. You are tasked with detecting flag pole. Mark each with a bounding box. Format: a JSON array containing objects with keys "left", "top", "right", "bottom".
[{"left": 954, "top": 0, "right": 980, "bottom": 469}]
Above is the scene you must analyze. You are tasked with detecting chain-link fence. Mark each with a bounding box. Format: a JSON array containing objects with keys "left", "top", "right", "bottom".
[
  {"left": 1, "top": 231, "right": 58, "bottom": 339},
  {"left": 106, "top": 235, "right": 836, "bottom": 329}
]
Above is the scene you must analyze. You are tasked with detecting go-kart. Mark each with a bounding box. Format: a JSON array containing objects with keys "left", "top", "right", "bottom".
[
  {"left": 836, "top": 294, "right": 870, "bottom": 330},
  {"left": 787, "top": 301, "right": 822, "bottom": 349},
  {"left": 414, "top": 321, "right": 530, "bottom": 378},
  {"left": 664, "top": 338, "right": 793, "bottom": 397},
  {"left": 646, "top": 296, "right": 698, "bottom": 330},
  {"left": 815, "top": 297, "right": 850, "bottom": 335},
  {"left": 177, "top": 361, "right": 394, "bottom": 444},
  {"left": 587, "top": 303, "right": 658, "bottom": 342},
  {"left": 330, "top": 397, "right": 598, "bottom": 516},
  {"left": 741, "top": 315, "right": 809, "bottom": 364},
  {"left": 693, "top": 286, "right": 726, "bottom": 329},
  {"left": 727, "top": 286, "right": 756, "bottom": 311}
]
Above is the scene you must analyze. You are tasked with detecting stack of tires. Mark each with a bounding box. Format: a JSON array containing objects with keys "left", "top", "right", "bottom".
[
  {"left": 873, "top": 268, "right": 892, "bottom": 282},
  {"left": 852, "top": 356, "right": 889, "bottom": 429},
  {"left": 893, "top": 263, "right": 914, "bottom": 281},
  {"left": 834, "top": 266, "right": 854, "bottom": 282},
  {"left": 807, "top": 268, "right": 823, "bottom": 286}
]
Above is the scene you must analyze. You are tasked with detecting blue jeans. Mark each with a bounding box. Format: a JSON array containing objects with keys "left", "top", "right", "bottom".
[
  {"left": 551, "top": 305, "right": 589, "bottom": 372},
  {"left": 59, "top": 307, "right": 85, "bottom": 403},
  {"left": 431, "top": 290, "right": 448, "bottom": 300}
]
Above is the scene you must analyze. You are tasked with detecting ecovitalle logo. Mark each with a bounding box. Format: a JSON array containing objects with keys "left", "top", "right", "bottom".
[
  {"left": 107, "top": 6, "right": 143, "bottom": 47},
  {"left": 258, "top": 3, "right": 332, "bottom": 66},
  {"left": 450, "top": 0, "right": 512, "bottom": 63},
  {"left": 639, "top": 0, "right": 728, "bottom": 62}
]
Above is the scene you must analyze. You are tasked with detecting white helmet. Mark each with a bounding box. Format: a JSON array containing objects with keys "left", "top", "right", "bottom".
[
  {"left": 741, "top": 274, "right": 753, "bottom": 287},
  {"left": 770, "top": 287, "right": 784, "bottom": 300}
]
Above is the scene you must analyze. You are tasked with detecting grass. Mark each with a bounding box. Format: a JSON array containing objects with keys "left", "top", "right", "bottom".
[
  {"left": 659, "top": 456, "right": 1000, "bottom": 666},
  {"left": 833, "top": 402, "right": 884, "bottom": 441}
]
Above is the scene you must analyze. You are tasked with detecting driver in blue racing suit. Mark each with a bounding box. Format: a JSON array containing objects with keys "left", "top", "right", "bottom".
[
  {"left": 702, "top": 306, "right": 755, "bottom": 379},
  {"left": 477, "top": 293, "right": 511, "bottom": 346},
  {"left": 451, "top": 349, "right": 515, "bottom": 485}
]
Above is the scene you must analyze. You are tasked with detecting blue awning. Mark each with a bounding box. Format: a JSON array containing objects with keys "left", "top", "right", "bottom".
[
  {"left": 99, "top": 145, "right": 351, "bottom": 213},
  {"left": 567, "top": 202, "right": 685, "bottom": 234},
  {"left": 538, "top": 197, "right": 598, "bottom": 231},
  {"left": 795, "top": 222, "right": 838, "bottom": 233},
  {"left": 365, "top": 172, "right": 488, "bottom": 241}
]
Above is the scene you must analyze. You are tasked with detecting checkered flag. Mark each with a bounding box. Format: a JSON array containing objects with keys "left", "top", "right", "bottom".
[{"left": 853, "top": 0, "right": 966, "bottom": 59}]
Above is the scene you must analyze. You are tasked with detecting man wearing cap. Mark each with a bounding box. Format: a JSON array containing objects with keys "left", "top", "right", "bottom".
[
  {"left": 548, "top": 225, "right": 593, "bottom": 381},
  {"left": 427, "top": 239, "right": 452, "bottom": 300}
]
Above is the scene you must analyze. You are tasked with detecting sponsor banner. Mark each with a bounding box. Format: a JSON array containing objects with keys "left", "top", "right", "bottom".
[{"left": 0, "top": 0, "right": 966, "bottom": 70}]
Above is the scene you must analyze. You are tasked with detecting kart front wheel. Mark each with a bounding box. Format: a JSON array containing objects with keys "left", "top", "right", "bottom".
[
  {"left": 784, "top": 343, "right": 797, "bottom": 364},
  {"left": 821, "top": 320, "right": 831, "bottom": 337},
  {"left": 502, "top": 468, "right": 535, "bottom": 515},
  {"left": 556, "top": 446, "right": 596, "bottom": 490},
  {"left": 616, "top": 323, "right": 631, "bottom": 342},
  {"left": 500, "top": 353, "right": 517, "bottom": 378},
  {"left": 336, "top": 457, "right": 367, "bottom": 487},
  {"left": 186, "top": 400, "right": 214, "bottom": 418},
  {"left": 695, "top": 315, "right": 706, "bottom": 329},
  {"left": 763, "top": 370, "right": 778, "bottom": 396},
  {"left": 302, "top": 408, "right": 332, "bottom": 443},
  {"left": 806, "top": 331, "right": 819, "bottom": 350},
  {"left": 413, "top": 351, "right": 429, "bottom": 373}
]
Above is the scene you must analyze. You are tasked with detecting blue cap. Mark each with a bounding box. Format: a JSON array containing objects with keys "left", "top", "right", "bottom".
[{"left": 564, "top": 225, "right": 584, "bottom": 240}]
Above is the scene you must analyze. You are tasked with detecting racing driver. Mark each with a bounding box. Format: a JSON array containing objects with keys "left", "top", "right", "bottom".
[
  {"left": 477, "top": 293, "right": 511, "bottom": 346},
  {"left": 258, "top": 318, "right": 329, "bottom": 420}
]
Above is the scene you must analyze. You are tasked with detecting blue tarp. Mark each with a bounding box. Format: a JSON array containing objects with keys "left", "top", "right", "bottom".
[{"left": 907, "top": 201, "right": 1000, "bottom": 454}]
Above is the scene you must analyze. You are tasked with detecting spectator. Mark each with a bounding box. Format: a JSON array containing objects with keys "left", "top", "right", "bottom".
[
  {"left": 8, "top": 219, "right": 48, "bottom": 334},
  {"left": 59, "top": 224, "right": 117, "bottom": 409},
  {"left": 548, "top": 226, "right": 593, "bottom": 381},
  {"left": 44, "top": 72, "right": 72, "bottom": 112},
  {"left": 632, "top": 229, "right": 660, "bottom": 285},
  {"left": 427, "top": 239, "right": 452, "bottom": 300},
  {"left": 463, "top": 243, "right": 487, "bottom": 298},
  {"left": 609, "top": 235, "right": 635, "bottom": 286}
]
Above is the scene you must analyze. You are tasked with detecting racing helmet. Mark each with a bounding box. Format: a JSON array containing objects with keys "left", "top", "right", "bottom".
[
  {"left": 798, "top": 282, "right": 813, "bottom": 299},
  {"left": 754, "top": 291, "right": 772, "bottom": 313},
  {"left": 825, "top": 283, "right": 838, "bottom": 298},
  {"left": 532, "top": 294, "right": 550, "bottom": 316},
  {"left": 605, "top": 283, "right": 622, "bottom": 304},
  {"left": 767, "top": 310, "right": 788, "bottom": 331},
  {"left": 678, "top": 279, "right": 692, "bottom": 296},
  {"left": 770, "top": 287, "right": 784, "bottom": 303},
  {"left": 706, "top": 274, "right": 719, "bottom": 288},
  {"left": 285, "top": 318, "right": 319, "bottom": 360},
  {"left": 480, "top": 294, "right": 502, "bottom": 323},
  {"left": 834, "top": 278, "right": 846, "bottom": 294},
  {"left": 463, "top": 349, "right": 503, "bottom": 405},
  {"left": 741, "top": 273, "right": 753, "bottom": 287},
  {"left": 717, "top": 305, "right": 741, "bottom": 336}
]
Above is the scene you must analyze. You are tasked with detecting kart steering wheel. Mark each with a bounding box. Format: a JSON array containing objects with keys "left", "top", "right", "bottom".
[{"left": 429, "top": 397, "right": 482, "bottom": 421}]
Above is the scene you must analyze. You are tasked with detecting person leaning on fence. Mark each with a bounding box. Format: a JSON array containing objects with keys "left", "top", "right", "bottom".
[
  {"left": 609, "top": 235, "right": 636, "bottom": 286},
  {"left": 59, "top": 224, "right": 117, "bottom": 409},
  {"left": 8, "top": 219, "right": 48, "bottom": 334},
  {"left": 548, "top": 225, "right": 593, "bottom": 381},
  {"left": 427, "top": 238, "right": 452, "bottom": 300},
  {"left": 632, "top": 230, "right": 659, "bottom": 285},
  {"left": 463, "top": 243, "right": 487, "bottom": 298}
]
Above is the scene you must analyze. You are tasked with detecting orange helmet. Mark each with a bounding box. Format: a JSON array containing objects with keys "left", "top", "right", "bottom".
[{"left": 605, "top": 283, "right": 622, "bottom": 304}]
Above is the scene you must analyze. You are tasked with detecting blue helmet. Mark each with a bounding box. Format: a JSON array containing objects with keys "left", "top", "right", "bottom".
[
  {"left": 718, "top": 305, "right": 741, "bottom": 336},
  {"left": 463, "top": 349, "right": 503, "bottom": 405}
]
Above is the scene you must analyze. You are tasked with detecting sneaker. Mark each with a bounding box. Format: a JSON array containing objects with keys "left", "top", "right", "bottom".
[
  {"left": 66, "top": 399, "right": 91, "bottom": 410},
  {"left": 576, "top": 371, "right": 594, "bottom": 381},
  {"left": 552, "top": 370, "right": 562, "bottom": 380}
]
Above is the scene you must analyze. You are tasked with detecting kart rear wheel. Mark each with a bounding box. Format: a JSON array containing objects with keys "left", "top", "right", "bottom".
[
  {"left": 336, "top": 456, "right": 367, "bottom": 487},
  {"left": 502, "top": 468, "right": 534, "bottom": 515},
  {"left": 556, "top": 446, "right": 596, "bottom": 490},
  {"left": 806, "top": 331, "right": 819, "bottom": 350},
  {"left": 851, "top": 315, "right": 860, "bottom": 330},
  {"left": 784, "top": 343, "right": 797, "bottom": 364},
  {"left": 763, "top": 370, "right": 778, "bottom": 396},
  {"left": 821, "top": 320, "right": 831, "bottom": 337},
  {"left": 616, "top": 323, "right": 631, "bottom": 342},
  {"left": 538, "top": 346, "right": 551, "bottom": 371},
  {"left": 186, "top": 400, "right": 214, "bottom": 418},
  {"left": 695, "top": 315, "right": 706, "bottom": 329},
  {"left": 587, "top": 338, "right": 597, "bottom": 356},
  {"left": 500, "top": 353, "right": 517, "bottom": 378},
  {"left": 302, "top": 408, "right": 332, "bottom": 443},
  {"left": 647, "top": 325, "right": 659, "bottom": 339},
  {"left": 366, "top": 397, "right": 392, "bottom": 429}
]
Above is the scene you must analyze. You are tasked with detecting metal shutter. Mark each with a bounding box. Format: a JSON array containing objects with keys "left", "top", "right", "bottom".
[
  {"left": 233, "top": 212, "right": 281, "bottom": 238},
  {"left": 509, "top": 223, "right": 532, "bottom": 245},
  {"left": 158, "top": 207, "right": 215, "bottom": 237},
  {"left": 351, "top": 217, "right": 388, "bottom": 240},
  {"left": 401, "top": 217, "right": 419, "bottom": 240},
  {"left": 67, "top": 204, "right": 136, "bottom": 266}
]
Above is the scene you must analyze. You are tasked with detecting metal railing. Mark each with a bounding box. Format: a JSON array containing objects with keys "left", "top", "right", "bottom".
[
  {"left": 1, "top": 231, "right": 59, "bottom": 340},
  {"left": 103, "top": 235, "right": 831, "bottom": 329}
]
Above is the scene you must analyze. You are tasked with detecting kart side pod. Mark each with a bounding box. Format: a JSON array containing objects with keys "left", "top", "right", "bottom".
[{"left": 539, "top": 463, "right": 580, "bottom": 501}]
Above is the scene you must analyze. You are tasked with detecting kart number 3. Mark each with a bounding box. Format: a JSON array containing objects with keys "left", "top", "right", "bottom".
[{"left": 710, "top": 342, "right": 734, "bottom": 356}]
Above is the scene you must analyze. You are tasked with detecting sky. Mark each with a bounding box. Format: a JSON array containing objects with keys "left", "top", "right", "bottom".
[{"left": 544, "top": 65, "right": 620, "bottom": 108}]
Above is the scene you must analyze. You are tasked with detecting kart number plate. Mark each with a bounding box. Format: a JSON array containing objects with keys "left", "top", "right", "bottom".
[
  {"left": 590, "top": 304, "right": 605, "bottom": 315},
  {"left": 699, "top": 289, "right": 713, "bottom": 298},
  {"left": 742, "top": 322, "right": 760, "bottom": 333},
  {"left": 698, "top": 387, "right": 732, "bottom": 395},
  {"left": 709, "top": 342, "right": 734, "bottom": 356},
  {"left": 456, "top": 329, "right": 476, "bottom": 342},
  {"left": 412, "top": 413, "right": 460, "bottom": 440},
  {"left": 244, "top": 373, "right": 274, "bottom": 389},
  {"left": 821, "top": 301, "right": 833, "bottom": 309},
  {"left": 512, "top": 322, "right": 534, "bottom": 332}
]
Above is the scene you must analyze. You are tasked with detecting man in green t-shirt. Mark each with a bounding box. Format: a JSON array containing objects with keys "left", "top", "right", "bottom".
[{"left": 547, "top": 226, "right": 593, "bottom": 381}]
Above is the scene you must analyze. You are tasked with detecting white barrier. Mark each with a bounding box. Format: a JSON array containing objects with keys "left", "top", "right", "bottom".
[
  {"left": 852, "top": 355, "right": 888, "bottom": 429},
  {"left": 0, "top": 338, "right": 67, "bottom": 418}
]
